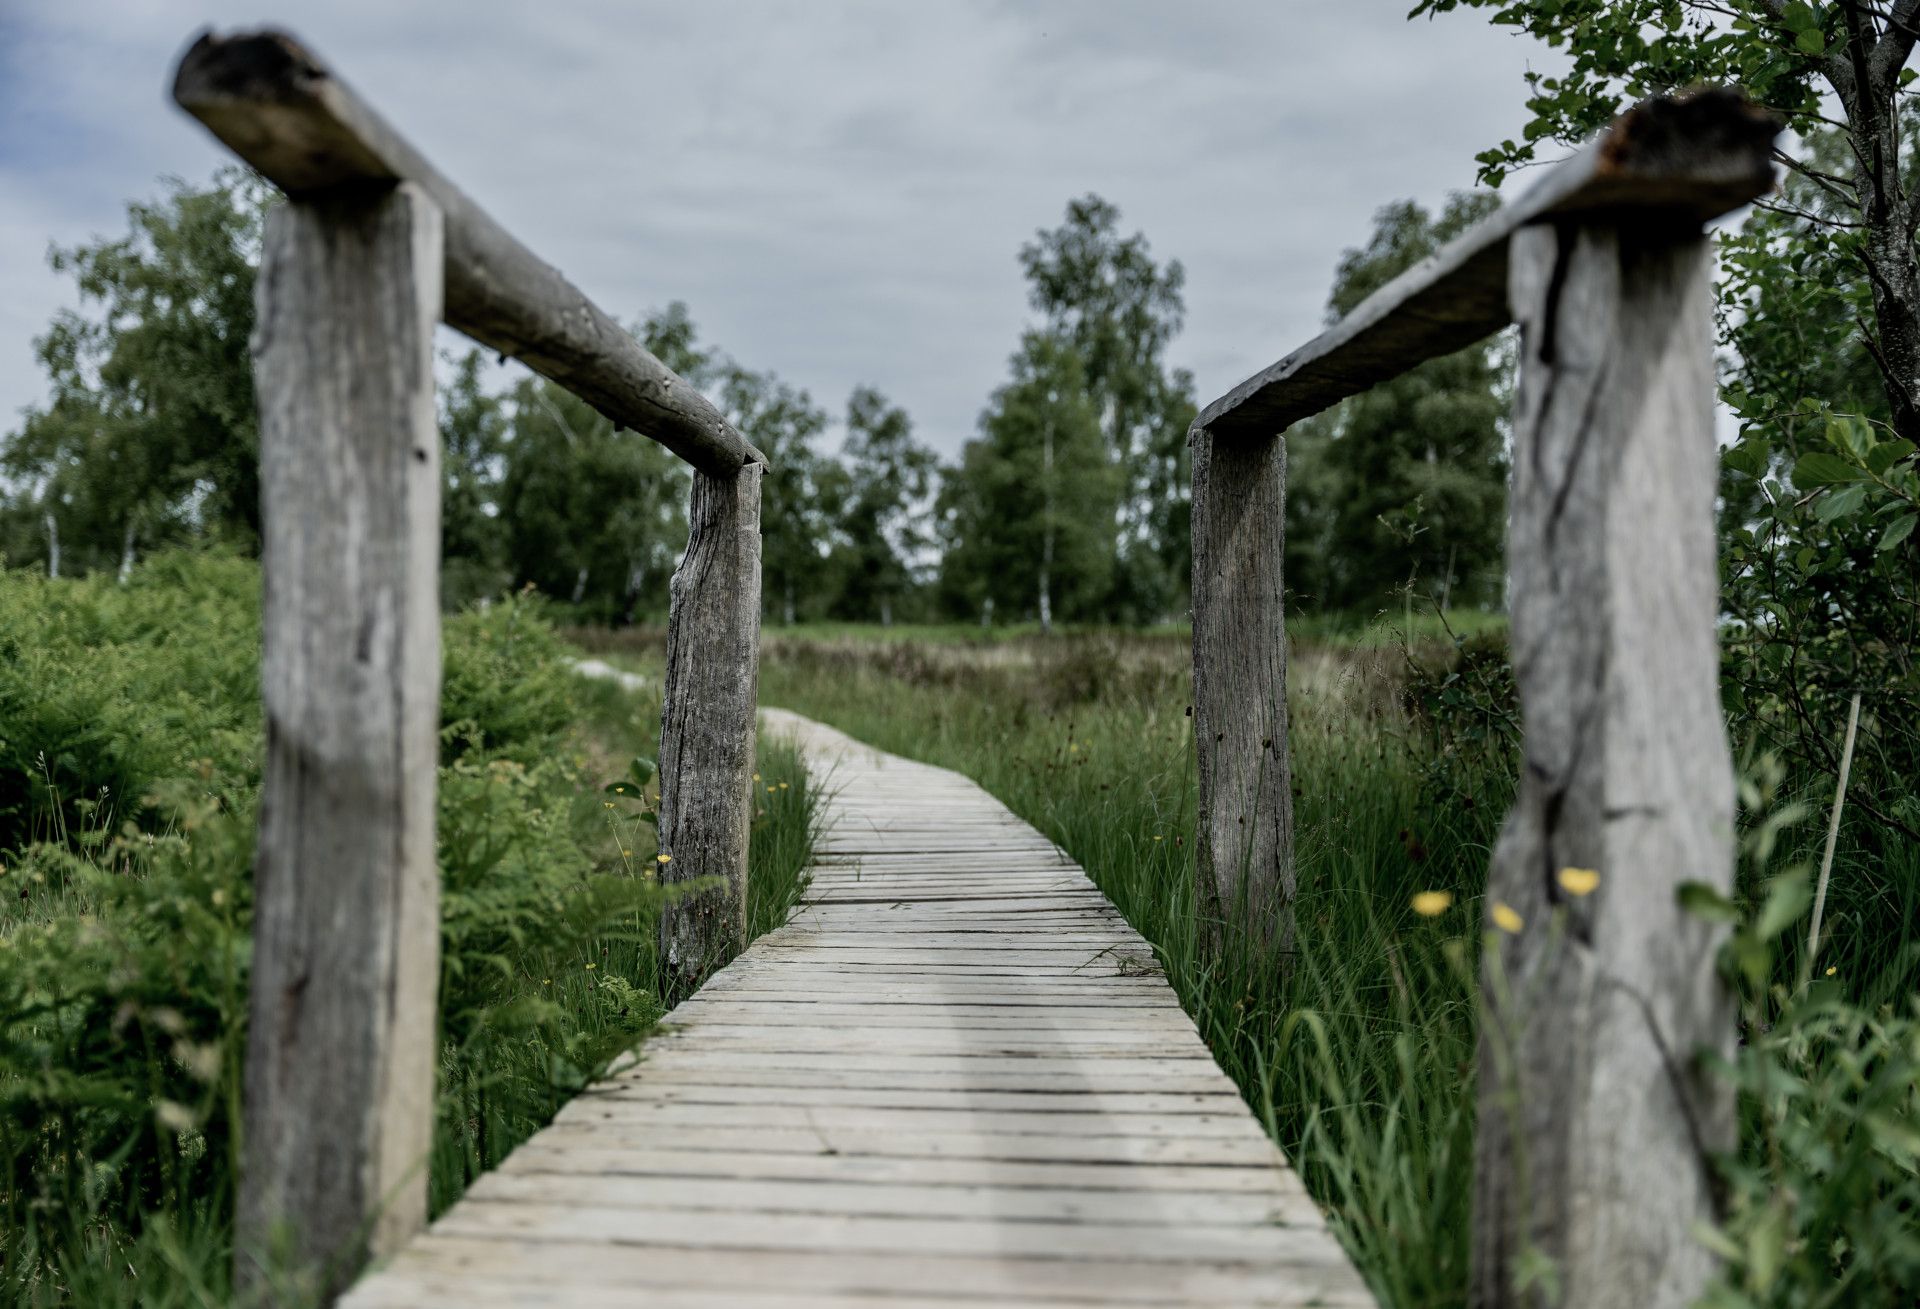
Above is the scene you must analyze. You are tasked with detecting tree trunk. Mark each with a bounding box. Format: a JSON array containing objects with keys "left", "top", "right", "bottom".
[
  {"left": 1830, "top": 25, "right": 1920, "bottom": 444},
  {"left": 1039, "top": 415, "right": 1055, "bottom": 634},
  {"left": 1188, "top": 423, "right": 1294, "bottom": 955},
  {"left": 117, "top": 519, "right": 137, "bottom": 584},
  {"left": 657, "top": 464, "right": 763, "bottom": 998},
  {"left": 570, "top": 565, "right": 589, "bottom": 605},
  {"left": 1471, "top": 220, "right": 1734, "bottom": 1309},
  {"left": 44, "top": 511, "right": 59, "bottom": 579},
  {"left": 238, "top": 182, "right": 444, "bottom": 1302}
]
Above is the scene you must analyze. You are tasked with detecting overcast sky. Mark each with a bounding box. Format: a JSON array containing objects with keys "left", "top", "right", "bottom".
[{"left": 0, "top": 1, "right": 1561, "bottom": 458}]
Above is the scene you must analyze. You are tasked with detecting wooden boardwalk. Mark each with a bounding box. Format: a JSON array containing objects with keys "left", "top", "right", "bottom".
[{"left": 343, "top": 710, "right": 1372, "bottom": 1307}]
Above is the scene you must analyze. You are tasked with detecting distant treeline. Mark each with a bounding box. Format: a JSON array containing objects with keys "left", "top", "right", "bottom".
[{"left": 1, "top": 172, "right": 1510, "bottom": 625}]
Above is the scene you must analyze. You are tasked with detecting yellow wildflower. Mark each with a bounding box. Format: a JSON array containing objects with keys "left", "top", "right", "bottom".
[
  {"left": 1556, "top": 867, "right": 1600, "bottom": 897},
  {"left": 779, "top": 782, "right": 790, "bottom": 790},
  {"left": 1411, "top": 890, "right": 1453, "bottom": 917},
  {"left": 621, "top": 849, "right": 631, "bottom": 857},
  {"left": 1825, "top": 965, "right": 1838, "bottom": 977},
  {"left": 585, "top": 963, "right": 596, "bottom": 970},
  {"left": 655, "top": 853, "right": 672, "bottom": 864},
  {"left": 752, "top": 773, "right": 761, "bottom": 781},
  {"left": 1491, "top": 901, "right": 1524, "bottom": 934}
]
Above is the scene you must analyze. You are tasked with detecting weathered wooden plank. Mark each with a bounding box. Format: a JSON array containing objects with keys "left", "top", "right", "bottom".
[
  {"left": 349, "top": 1236, "right": 1375, "bottom": 1306},
  {"left": 1190, "top": 423, "right": 1295, "bottom": 954},
  {"left": 240, "top": 182, "right": 443, "bottom": 1299},
  {"left": 587, "top": 1086, "right": 1242, "bottom": 1114},
  {"left": 658, "top": 465, "right": 763, "bottom": 994},
  {"left": 627, "top": 1051, "right": 1224, "bottom": 1078},
  {"left": 558, "top": 1099, "right": 1268, "bottom": 1140},
  {"left": 1471, "top": 221, "right": 1735, "bottom": 1307},
  {"left": 344, "top": 710, "right": 1365, "bottom": 1306},
  {"left": 428, "top": 1202, "right": 1331, "bottom": 1263},
  {"left": 494, "top": 1147, "right": 1284, "bottom": 1192},
  {"left": 527, "top": 1122, "right": 1278, "bottom": 1168},
  {"left": 1198, "top": 90, "right": 1777, "bottom": 441},
  {"left": 466, "top": 1171, "right": 1295, "bottom": 1225},
  {"left": 170, "top": 29, "right": 759, "bottom": 474}
]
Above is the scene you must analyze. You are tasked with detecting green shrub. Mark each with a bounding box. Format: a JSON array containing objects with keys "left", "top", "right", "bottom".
[{"left": 0, "top": 555, "right": 819, "bottom": 1304}]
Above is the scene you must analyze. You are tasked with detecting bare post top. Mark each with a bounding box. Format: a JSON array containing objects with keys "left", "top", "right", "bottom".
[
  {"left": 173, "top": 28, "right": 762, "bottom": 475},
  {"left": 1197, "top": 89, "right": 1780, "bottom": 442}
]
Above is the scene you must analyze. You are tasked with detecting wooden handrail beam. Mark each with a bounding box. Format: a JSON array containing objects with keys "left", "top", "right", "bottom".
[
  {"left": 172, "top": 28, "right": 763, "bottom": 476},
  {"left": 1197, "top": 89, "right": 1779, "bottom": 442}
]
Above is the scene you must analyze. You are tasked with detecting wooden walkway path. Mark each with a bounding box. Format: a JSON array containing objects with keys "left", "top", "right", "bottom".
[{"left": 344, "top": 710, "right": 1372, "bottom": 1307}]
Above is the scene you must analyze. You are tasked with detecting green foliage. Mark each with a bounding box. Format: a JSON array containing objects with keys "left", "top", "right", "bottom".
[
  {"left": 1683, "top": 764, "right": 1920, "bottom": 1307},
  {"left": 0, "top": 551, "right": 260, "bottom": 853},
  {"left": 2, "top": 170, "right": 270, "bottom": 571},
  {"left": 712, "top": 360, "right": 839, "bottom": 626},
  {"left": 1286, "top": 194, "right": 1510, "bottom": 612},
  {"left": 1406, "top": 2, "right": 1828, "bottom": 186},
  {"left": 440, "top": 349, "right": 514, "bottom": 608},
  {"left": 830, "top": 386, "right": 937, "bottom": 625},
  {"left": 1720, "top": 234, "right": 1920, "bottom": 849},
  {"left": 496, "top": 354, "right": 690, "bottom": 623},
  {"left": 1418, "top": 0, "right": 1920, "bottom": 856},
  {"left": 938, "top": 332, "right": 1121, "bottom": 623},
  {"left": 1012, "top": 195, "right": 1199, "bottom": 621},
  {"left": 0, "top": 555, "right": 819, "bottom": 1303}
]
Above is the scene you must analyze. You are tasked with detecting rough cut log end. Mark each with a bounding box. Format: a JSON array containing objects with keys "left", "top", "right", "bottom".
[
  {"left": 173, "top": 29, "right": 395, "bottom": 195},
  {"left": 171, "top": 26, "right": 761, "bottom": 473},
  {"left": 1585, "top": 87, "right": 1781, "bottom": 221}
]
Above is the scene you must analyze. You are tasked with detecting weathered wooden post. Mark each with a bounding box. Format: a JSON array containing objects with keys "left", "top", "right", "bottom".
[
  {"left": 1189, "top": 89, "right": 1776, "bottom": 1307},
  {"left": 1189, "top": 424, "right": 1294, "bottom": 952},
  {"left": 657, "top": 464, "right": 765, "bottom": 994},
  {"left": 240, "top": 182, "right": 444, "bottom": 1297},
  {"left": 1470, "top": 217, "right": 1735, "bottom": 1309}
]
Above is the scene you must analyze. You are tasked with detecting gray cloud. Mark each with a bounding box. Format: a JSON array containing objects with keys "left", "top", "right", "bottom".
[{"left": 0, "top": 1, "right": 1560, "bottom": 456}]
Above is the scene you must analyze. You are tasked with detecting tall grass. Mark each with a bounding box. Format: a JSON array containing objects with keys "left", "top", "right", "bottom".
[
  {"left": 576, "top": 623, "right": 1918, "bottom": 1308},
  {"left": 575, "top": 625, "right": 1500, "bottom": 1305}
]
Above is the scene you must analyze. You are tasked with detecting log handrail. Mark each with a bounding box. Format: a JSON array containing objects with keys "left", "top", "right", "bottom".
[
  {"left": 174, "top": 29, "right": 763, "bottom": 475},
  {"left": 1190, "top": 88, "right": 1780, "bottom": 1309},
  {"left": 1198, "top": 89, "right": 1777, "bottom": 442},
  {"left": 170, "top": 27, "right": 765, "bottom": 1302}
]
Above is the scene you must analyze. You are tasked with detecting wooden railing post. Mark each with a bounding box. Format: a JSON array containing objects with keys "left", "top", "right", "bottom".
[
  {"left": 1189, "top": 423, "right": 1295, "bottom": 953},
  {"left": 1471, "top": 219, "right": 1735, "bottom": 1308},
  {"left": 239, "top": 182, "right": 444, "bottom": 1299},
  {"left": 657, "top": 463, "right": 764, "bottom": 994}
]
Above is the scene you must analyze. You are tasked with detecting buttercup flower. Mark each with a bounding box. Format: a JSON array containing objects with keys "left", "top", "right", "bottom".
[
  {"left": 1411, "top": 890, "right": 1453, "bottom": 917},
  {"left": 1556, "top": 867, "right": 1600, "bottom": 897},
  {"left": 1491, "top": 901, "right": 1524, "bottom": 934}
]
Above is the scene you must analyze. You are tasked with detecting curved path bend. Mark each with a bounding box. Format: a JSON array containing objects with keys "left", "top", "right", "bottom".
[{"left": 343, "top": 708, "right": 1373, "bottom": 1308}]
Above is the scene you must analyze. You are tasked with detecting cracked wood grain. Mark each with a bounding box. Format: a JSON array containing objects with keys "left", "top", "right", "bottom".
[
  {"left": 657, "top": 465, "right": 764, "bottom": 995},
  {"left": 241, "top": 183, "right": 443, "bottom": 1301},
  {"left": 1471, "top": 220, "right": 1736, "bottom": 1309},
  {"left": 1189, "top": 424, "right": 1294, "bottom": 954}
]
